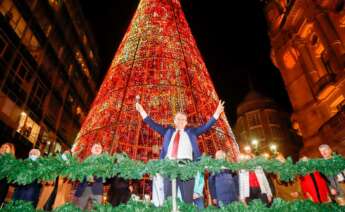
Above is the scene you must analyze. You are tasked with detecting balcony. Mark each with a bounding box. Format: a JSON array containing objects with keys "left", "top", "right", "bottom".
[{"left": 316, "top": 74, "right": 336, "bottom": 100}]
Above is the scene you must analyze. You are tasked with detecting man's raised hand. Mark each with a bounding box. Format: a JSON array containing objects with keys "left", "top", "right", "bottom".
[
  {"left": 135, "top": 102, "right": 144, "bottom": 113},
  {"left": 215, "top": 100, "right": 225, "bottom": 116}
]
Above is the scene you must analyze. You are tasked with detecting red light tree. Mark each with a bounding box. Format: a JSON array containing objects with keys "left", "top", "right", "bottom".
[{"left": 73, "top": 0, "right": 239, "bottom": 162}]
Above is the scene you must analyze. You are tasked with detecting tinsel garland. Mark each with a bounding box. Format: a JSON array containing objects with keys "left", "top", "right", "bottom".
[
  {"left": 1, "top": 199, "right": 344, "bottom": 212},
  {"left": 0, "top": 153, "right": 345, "bottom": 185}
]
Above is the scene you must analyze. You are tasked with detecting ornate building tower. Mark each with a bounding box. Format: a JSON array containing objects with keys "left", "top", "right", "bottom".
[
  {"left": 72, "top": 0, "right": 239, "bottom": 161},
  {"left": 264, "top": 0, "right": 345, "bottom": 156},
  {"left": 235, "top": 90, "right": 301, "bottom": 160}
]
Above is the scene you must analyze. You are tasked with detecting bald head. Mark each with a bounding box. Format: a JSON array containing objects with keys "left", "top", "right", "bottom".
[{"left": 215, "top": 150, "right": 226, "bottom": 160}]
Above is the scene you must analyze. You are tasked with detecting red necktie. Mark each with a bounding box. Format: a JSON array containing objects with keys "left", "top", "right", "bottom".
[{"left": 171, "top": 130, "right": 180, "bottom": 159}]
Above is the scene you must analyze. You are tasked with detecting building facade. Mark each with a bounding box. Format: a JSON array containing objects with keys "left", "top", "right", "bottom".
[
  {"left": 264, "top": 0, "right": 345, "bottom": 156},
  {"left": 235, "top": 90, "right": 302, "bottom": 160},
  {"left": 0, "top": 0, "right": 101, "bottom": 158}
]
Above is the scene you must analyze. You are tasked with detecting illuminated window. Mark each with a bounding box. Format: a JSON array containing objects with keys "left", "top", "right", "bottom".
[
  {"left": 330, "top": 95, "right": 345, "bottom": 114},
  {"left": 89, "top": 50, "right": 94, "bottom": 59},
  {"left": 17, "top": 112, "right": 41, "bottom": 144},
  {"left": 0, "top": 0, "right": 13, "bottom": 16},
  {"left": 283, "top": 48, "right": 298, "bottom": 69}
]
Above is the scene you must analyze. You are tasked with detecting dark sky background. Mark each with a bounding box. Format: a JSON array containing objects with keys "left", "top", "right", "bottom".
[{"left": 80, "top": 0, "right": 292, "bottom": 124}]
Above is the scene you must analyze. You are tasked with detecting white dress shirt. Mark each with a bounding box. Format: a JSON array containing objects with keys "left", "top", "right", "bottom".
[{"left": 166, "top": 129, "right": 193, "bottom": 160}]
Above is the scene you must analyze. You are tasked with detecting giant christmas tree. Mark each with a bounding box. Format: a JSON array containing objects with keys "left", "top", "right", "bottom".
[{"left": 73, "top": 0, "right": 239, "bottom": 161}]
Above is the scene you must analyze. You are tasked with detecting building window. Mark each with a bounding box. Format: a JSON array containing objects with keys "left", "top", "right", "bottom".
[
  {"left": 0, "top": 34, "right": 8, "bottom": 57},
  {"left": 271, "top": 126, "right": 283, "bottom": 138},
  {"left": 267, "top": 111, "right": 280, "bottom": 125},
  {"left": 31, "top": 80, "right": 47, "bottom": 106},
  {"left": 17, "top": 112, "right": 41, "bottom": 144},
  {"left": 247, "top": 112, "right": 261, "bottom": 127},
  {"left": 250, "top": 127, "right": 265, "bottom": 140},
  {"left": 0, "top": 0, "right": 14, "bottom": 16},
  {"left": 330, "top": 95, "right": 345, "bottom": 114}
]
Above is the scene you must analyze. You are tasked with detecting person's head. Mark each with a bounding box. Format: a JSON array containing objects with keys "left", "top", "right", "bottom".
[
  {"left": 129, "top": 185, "right": 134, "bottom": 193},
  {"left": 0, "top": 143, "right": 15, "bottom": 155},
  {"left": 173, "top": 112, "right": 188, "bottom": 130},
  {"left": 29, "top": 149, "right": 41, "bottom": 161},
  {"left": 215, "top": 150, "right": 226, "bottom": 160},
  {"left": 299, "top": 156, "right": 308, "bottom": 162},
  {"left": 318, "top": 144, "right": 332, "bottom": 159},
  {"left": 243, "top": 145, "right": 252, "bottom": 155},
  {"left": 239, "top": 153, "right": 251, "bottom": 161},
  {"left": 91, "top": 143, "right": 103, "bottom": 156},
  {"left": 275, "top": 152, "right": 286, "bottom": 163},
  {"left": 61, "top": 150, "right": 71, "bottom": 160}
]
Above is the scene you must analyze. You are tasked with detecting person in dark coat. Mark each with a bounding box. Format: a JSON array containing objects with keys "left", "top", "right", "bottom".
[
  {"left": 74, "top": 143, "right": 104, "bottom": 210},
  {"left": 107, "top": 176, "right": 130, "bottom": 207},
  {"left": 208, "top": 150, "right": 238, "bottom": 207},
  {"left": 12, "top": 149, "right": 41, "bottom": 207}
]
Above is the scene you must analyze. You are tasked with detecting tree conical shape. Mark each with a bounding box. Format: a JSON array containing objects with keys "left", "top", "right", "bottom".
[{"left": 73, "top": 0, "right": 239, "bottom": 161}]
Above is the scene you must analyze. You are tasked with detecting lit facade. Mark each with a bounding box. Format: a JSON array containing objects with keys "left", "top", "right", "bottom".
[
  {"left": 0, "top": 0, "right": 100, "bottom": 157},
  {"left": 264, "top": 0, "right": 345, "bottom": 156},
  {"left": 234, "top": 90, "right": 302, "bottom": 160}
]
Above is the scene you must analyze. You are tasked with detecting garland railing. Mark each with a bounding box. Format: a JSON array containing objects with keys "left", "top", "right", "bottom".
[
  {"left": 0, "top": 153, "right": 344, "bottom": 184},
  {"left": 1, "top": 198, "right": 344, "bottom": 212}
]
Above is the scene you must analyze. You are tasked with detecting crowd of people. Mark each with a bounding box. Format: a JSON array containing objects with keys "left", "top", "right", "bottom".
[
  {"left": 0, "top": 101, "right": 344, "bottom": 210},
  {"left": 0, "top": 143, "right": 132, "bottom": 210},
  {"left": 0, "top": 142, "right": 344, "bottom": 210}
]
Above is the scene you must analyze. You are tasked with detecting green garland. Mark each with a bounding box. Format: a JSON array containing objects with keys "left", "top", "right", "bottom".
[
  {"left": 0, "top": 153, "right": 345, "bottom": 184},
  {"left": 1, "top": 199, "right": 344, "bottom": 212}
]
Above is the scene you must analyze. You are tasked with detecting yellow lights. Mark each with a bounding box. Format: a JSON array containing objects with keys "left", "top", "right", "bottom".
[
  {"left": 251, "top": 139, "right": 258, "bottom": 147},
  {"left": 262, "top": 152, "right": 270, "bottom": 159},
  {"left": 75, "top": 50, "right": 91, "bottom": 79},
  {"left": 244, "top": 145, "right": 251, "bottom": 151},
  {"left": 270, "top": 144, "right": 277, "bottom": 152}
]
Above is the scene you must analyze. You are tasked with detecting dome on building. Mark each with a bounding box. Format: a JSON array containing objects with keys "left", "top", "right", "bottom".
[{"left": 237, "top": 90, "right": 278, "bottom": 116}]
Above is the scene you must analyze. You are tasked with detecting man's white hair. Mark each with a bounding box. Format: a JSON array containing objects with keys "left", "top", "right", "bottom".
[
  {"left": 318, "top": 144, "right": 331, "bottom": 150},
  {"left": 174, "top": 112, "right": 187, "bottom": 118}
]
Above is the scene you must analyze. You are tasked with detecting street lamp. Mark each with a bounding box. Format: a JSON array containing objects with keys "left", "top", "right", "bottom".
[
  {"left": 251, "top": 139, "right": 258, "bottom": 146},
  {"left": 251, "top": 139, "right": 259, "bottom": 155},
  {"left": 270, "top": 144, "right": 278, "bottom": 154}
]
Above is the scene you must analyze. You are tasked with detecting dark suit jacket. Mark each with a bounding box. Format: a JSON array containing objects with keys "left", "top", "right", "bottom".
[
  {"left": 209, "top": 169, "right": 238, "bottom": 205},
  {"left": 13, "top": 181, "right": 41, "bottom": 207},
  {"left": 75, "top": 177, "right": 103, "bottom": 197}
]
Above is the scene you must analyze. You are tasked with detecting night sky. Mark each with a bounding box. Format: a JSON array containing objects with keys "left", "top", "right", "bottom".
[{"left": 80, "top": 0, "right": 291, "bottom": 124}]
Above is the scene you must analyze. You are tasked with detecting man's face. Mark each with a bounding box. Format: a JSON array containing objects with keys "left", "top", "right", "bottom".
[
  {"left": 243, "top": 146, "right": 252, "bottom": 155},
  {"left": 319, "top": 147, "right": 332, "bottom": 159},
  {"left": 174, "top": 113, "right": 187, "bottom": 130},
  {"left": 1, "top": 144, "right": 11, "bottom": 154},
  {"left": 29, "top": 149, "right": 40, "bottom": 157},
  {"left": 91, "top": 144, "right": 103, "bottom": 156}
]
